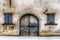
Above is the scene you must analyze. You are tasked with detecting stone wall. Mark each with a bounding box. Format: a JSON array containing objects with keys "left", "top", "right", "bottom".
[{"left": 0, "top": 0, "right": 60, "bottom": 36}]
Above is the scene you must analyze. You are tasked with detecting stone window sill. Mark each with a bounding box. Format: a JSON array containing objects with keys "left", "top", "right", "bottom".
[
  {"left": 2, "top": 23, "right": 15, "bottom": 25},
  {"left": 45, "top": 23, "right": 57, "bottom": 25}
]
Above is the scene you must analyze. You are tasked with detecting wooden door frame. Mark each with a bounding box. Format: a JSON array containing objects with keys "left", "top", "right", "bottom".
[{"left": 19, "top": 14, "right": 39, "bottom": 36}]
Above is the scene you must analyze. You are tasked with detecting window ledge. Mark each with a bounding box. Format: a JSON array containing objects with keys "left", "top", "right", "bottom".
[
  {"left": 45, "top": 23, "right": 57, "bottom": 25},
  {"left": 2, "top": 23, "right": 15, "bottom": 25},
  {"left": 44, "top": 12, "right": 56, "bottom": 14}
]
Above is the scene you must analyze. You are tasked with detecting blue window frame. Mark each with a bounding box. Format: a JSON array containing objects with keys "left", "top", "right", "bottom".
[
  {"left": 4, "top": 13, "right": 12, "bottom": 24},
  {"left": 47, "top": 14, "right": 55, "bottom": 24}
]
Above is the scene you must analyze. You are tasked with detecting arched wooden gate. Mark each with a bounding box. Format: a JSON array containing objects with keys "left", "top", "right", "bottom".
[{"left": 19, "top": 14, "right": 39, "bottom": 36}]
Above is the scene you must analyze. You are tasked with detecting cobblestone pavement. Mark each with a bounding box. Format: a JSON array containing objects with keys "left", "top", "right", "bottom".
[{"left": 0, "top": 36, "right": 60, "bottom": 40}]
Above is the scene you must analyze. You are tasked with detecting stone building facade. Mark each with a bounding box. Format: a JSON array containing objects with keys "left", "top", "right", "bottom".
[{"left": 0, "top": 0, "right": 60, "bottom": 36}]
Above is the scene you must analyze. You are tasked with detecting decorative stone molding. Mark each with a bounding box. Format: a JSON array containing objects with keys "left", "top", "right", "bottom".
[
  {"left": 43, "top": 9, "right": 56, "bottom": 14},
  {"left": 3, "top": 7, "right": 14, "bottom": 13},
  {"left": 2, "top": 23, "right": 15, "bottom": 32}
]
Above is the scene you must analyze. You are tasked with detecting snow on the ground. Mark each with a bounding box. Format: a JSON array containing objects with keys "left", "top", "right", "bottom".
[{"left": 0, "top": 36, "right": 60, "bottom": 40}]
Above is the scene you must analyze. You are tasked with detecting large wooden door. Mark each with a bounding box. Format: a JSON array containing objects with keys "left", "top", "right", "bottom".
[{"left": 20, "top": 14, "right": 39, "bottom": 36}]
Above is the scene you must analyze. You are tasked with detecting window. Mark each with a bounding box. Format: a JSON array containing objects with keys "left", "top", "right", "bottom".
[
  {"left": 47, "top": 14, "right": 55, "bottom": 24},
  {"left": 4, "top": 13, "right": 13, "bottom": 24}
]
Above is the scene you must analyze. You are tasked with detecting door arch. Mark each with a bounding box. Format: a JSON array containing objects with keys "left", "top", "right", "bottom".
[{"left": 19, "top": 14, "right": 39, "bottom": 36}]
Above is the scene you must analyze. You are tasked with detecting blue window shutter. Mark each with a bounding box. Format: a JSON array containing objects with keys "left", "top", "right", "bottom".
[
  {"left": 52, "top": 14, "right": 55, "bottom": 23},
  {"left": 47, "top": 14, "right": 50, "bottom": 24},
  {"left": 9, "top": 14, "right": 12, "bottom": 23},
  {"left": 50, "top": 14, "right": 52, "bottom": 23},
  {"left": 4, "top": 14, "right": 9, "bottom": 23}
]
